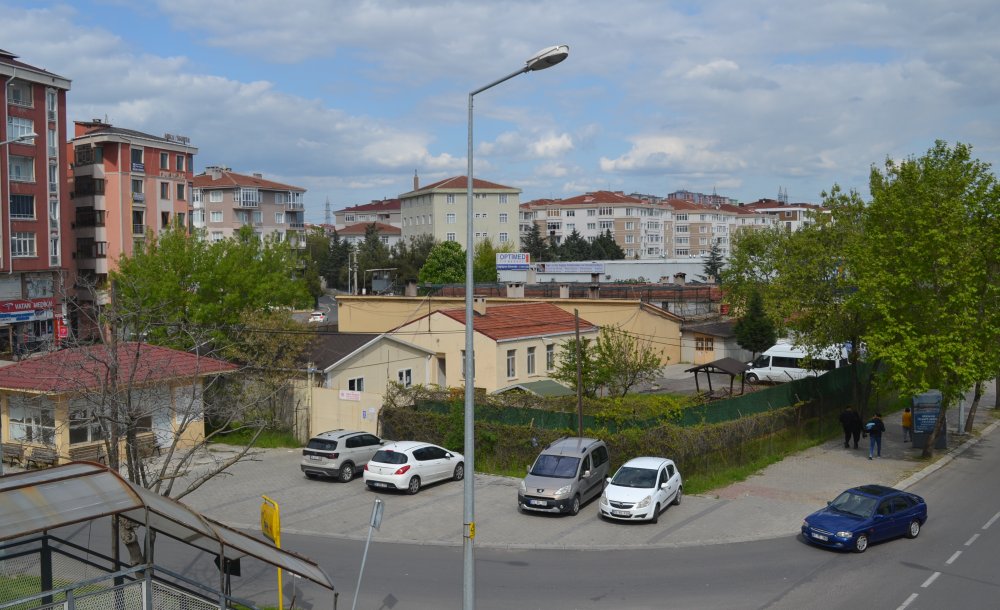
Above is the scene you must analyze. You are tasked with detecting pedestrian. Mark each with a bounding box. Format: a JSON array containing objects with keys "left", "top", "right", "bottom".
[
  {"left": 839, "top": 406, "right": 863, "bottom": 449},
  {"left": 865, "top": 413, "right": 886, "bottom": 459},
  {"left": 902, "top": 407, "right": 913, "bottom": 442}
]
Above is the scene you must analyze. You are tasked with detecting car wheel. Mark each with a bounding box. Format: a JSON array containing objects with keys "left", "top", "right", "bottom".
[
  {"left": 672, "top": 486, "right": 683, "bottom": 506},
  {"left": 453, "top": 462, "right": 465, "bottom": 481},
  {"left": 906, "top": 520, "right": 921, "bottom": 539},
  {"left": 407, "top": 476, "right": 421, "bottom": 495},
  {"left": 854, "top": 533, "right": 868, "bottom": 553},
  {"left": 746, "top": 373, "right": 759, "bottom": 385},
  {"left": 338, "top": 463, "right": 354, "bottom": 483},
  {"left": 651, "top": 503, "right": 660, "bottom": 524},
  {"left": 304, "top": 472, "right": 319, "bottom": 480},
  {"left": 569, "top": 495, "right": 581, "bottom": 516}
]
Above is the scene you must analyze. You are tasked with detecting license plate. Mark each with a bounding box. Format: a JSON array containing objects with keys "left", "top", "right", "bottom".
[
  {"left": 371, "top": 481, "right": 388, "bottom": 488},
  {"left": 529, "top": 500, "right": 547, "bottom": 506},
  {"left": 309, "top": 455, "right": 322, "bottom": 461},
  {"left": 612, "top": 510, "right": 631, "bottom": 517},
  {"left": 812, "top": 533, "right": 828, "bottom": 541}
]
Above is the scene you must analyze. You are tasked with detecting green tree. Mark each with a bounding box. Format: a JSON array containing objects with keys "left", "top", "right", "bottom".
[
  {"left": 590, "top": 230, "right": 625, "bottom": 260},
  {"left": 473, "top": 238, "right": 515, "bottom": 283},
  {"left": 551, "top": 336, "right": 604, "bottom": 398},
  {"left": 720, "top": 225, "right": 787, "bottom": 319},
  {"left": 418, "top": 240, "right": 466, "bottom": 284},
  {"left": 357, "top": 223, "right": 392, "bottom": 293},
  {"left": 521, "top": 222, "right": 549, "bottom": 262},
  {"left": 326, "top": 230, "right": 353, "bottom": 291},
  {"left": 700, "top": 242, "right": 725, "bottom": 282},
  {"left": 733, "top": 290, "right": 777, "bottom": 359},
  {"left": 391, "top": 234, "right": 436, "bottom": 284},
  {"left": 559, "top": 229, "right": 592, "bottom": 261},
  {"left": 594, "top": 326, "right": 665, "bottom": 397}
]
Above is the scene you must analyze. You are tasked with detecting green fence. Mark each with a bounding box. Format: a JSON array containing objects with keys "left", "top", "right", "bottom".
[{"left": 414, "top": 364, "right": 867, "bottom": 432}]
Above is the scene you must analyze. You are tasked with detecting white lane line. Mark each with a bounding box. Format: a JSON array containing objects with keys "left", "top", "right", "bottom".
[
  {"left": 983, "top": 511, "right": 1000, "bottom": 530},
  {"left": 921, "top": 572, "right": 941, "bottom": 588},
  {"left": 965, "top": 533, "right": 980, "bottom": 546},
  {"left": 897, "top": 593, "right": 919, "bottom": 610},
  {"left": 945, "top": 550, "right": 962, "bottom": 565}
]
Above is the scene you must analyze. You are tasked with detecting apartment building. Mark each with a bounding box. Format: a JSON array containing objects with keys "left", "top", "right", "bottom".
[
  {"left": 192, "top": 166, "right": 305, "bottom": 246},
  {"left": 399, "top": 175, "right": 521, "bottom": 249},
  {"left": 68, "top": 121, "right": 197, "bottom": 290},
  {"left": 737, "top": 198, "right": 826, "bottom": 232},
  {"left": 334, "top": 198, "right": 401, "bottom": 230},
  {"left": 1, "top": 49, "right": 72, "bottom": 355},
  {"left": 337, "top": 221, "right": 401, "bottom": 248}
]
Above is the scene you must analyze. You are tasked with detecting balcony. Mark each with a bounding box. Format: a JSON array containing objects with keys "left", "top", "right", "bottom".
[
  {"left": 132, "top": 224, "right": 146, "bottom": 235},
  {"left": 235, "top": 200, "right": 260, "bottom": 208},
  {"left": 286, "top": 201, "right": 305, "bottom": 210},
  {"left": 288, "top": 222, "right": 305, "bottom": 229},
  {"left": 132, "top": 192, "right": 145, "bottom": 204}
]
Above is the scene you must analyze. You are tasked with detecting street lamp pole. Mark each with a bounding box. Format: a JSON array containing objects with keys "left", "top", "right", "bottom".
[{"left": 463, "top": 45, "right": 568, "bottom": 609}]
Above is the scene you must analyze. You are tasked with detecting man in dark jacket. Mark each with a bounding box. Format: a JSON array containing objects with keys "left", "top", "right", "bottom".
[
  {"left": 866, "top": 413, "right": 886, "bottom": 459},
  {"left": 839, "top": 406, "right": 863, "bottom": 449}
]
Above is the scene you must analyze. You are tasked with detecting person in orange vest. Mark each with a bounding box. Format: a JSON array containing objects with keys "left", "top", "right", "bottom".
[{"left": 902, "top": 407, "right": 913, "bottom": 442}]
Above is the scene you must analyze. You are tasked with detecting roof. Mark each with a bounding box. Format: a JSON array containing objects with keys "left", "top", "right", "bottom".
[
  {"left": 338, "top": 199, "right": 401, "bottom": 213},
  {"left": 307, "top": 332, "right": 435, "bottom": 371},
  {"left": 493, "top": 379, "right": 575, "bottom": 397},
  {"left": 852, "top": 484, "right": 899, "bottom": 498},
  {"left": 401, "top": 176, "right": 519, "bottom": 196},
  {"left": 525, "top": 191, "right": 646, "bottom": 207},
  {"left": 193, "top": 169, "right": 304, "bottom": 192},
  {"left": 619, "top": 456, "right": 672, "bottom": 470},
  {"left": 437, "top": 303, "right": 598, "bottom": 341},
  {"left": 0, "top": 343, "right": 237, "bottom": 393},
  {"left": 0, "top": 49, "right": 70, "bottom": 83},
  {"left": 338, "top": 221, "right": 401, "bottom": 236},
  {"left": 684, "top": 357, "right": 749, "bottom": 376},
  {"left": 0, "top": 462, "right": 333, "bottom": 590},
  {"left": 682, "top": 319, "right": 737, "bottom": 338},
  {"left": 543, "top": 437, "right": 602, "bottom": 455},
  {"left": 72, "top": 123, "right": 194, "bottom": 148}
]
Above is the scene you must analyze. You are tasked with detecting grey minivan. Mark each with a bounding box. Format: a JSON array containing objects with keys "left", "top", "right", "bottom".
[{"left": 517, "top": 437, "right": 610, "bottom": 516}]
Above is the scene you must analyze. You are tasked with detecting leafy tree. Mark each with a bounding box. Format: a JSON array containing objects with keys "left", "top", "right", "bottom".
[
  {"left": 391, "top": 234, "right": 436, "bottom": 284},
  {"left": 720, "top": 225, "right": 787, "bottom": 319},
  {"left": 733, "top": 290, "right": 777, "bottom": 359},
  {"left": 591, "top": 230, "right": 625, "bottom": 260},
  {"left": 559, "top": 229, "right": 592, "bottom": 261},
  {"left": 418, "top": 240, "right": 466, "bottom": 284},
  {"left": 357, "top": 223, "right": 392, "bottom": 292},
  {"left": 700, "top": 242, "right": 725, "bottom": 282},
  {"left": 551, "top": 336, "right": 605, "bottom": 398},
  {"left": 472, "top": 237, "right": 515, "bottom": 283},
  {"left": 594, "top": 325, "right": 665, "bottom": 397},
  {"left": 521, "top": 222, "right": 549, "bottom": 262}
]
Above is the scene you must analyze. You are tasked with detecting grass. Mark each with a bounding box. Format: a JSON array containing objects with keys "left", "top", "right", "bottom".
[{"left": 211, "top": 428, "right": 301, "bottom": 448}]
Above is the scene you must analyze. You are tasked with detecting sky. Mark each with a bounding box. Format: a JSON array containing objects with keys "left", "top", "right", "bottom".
[{"left": 5, "top": 1, "right": 999, "bottom": 223}]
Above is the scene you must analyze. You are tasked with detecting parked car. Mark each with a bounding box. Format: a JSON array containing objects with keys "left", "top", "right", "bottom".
[
  {"left": 801, "top": 484, "right": 927, "bottom": 552},
  {"left": 517, "top": 437, "right": 610, "bottom": 516},
  {"left": 363, "top": 441, "right": 464, "bottom": 495},
  {"left": 301, "top": 430, "right": 388, "bottom": 482},
  {"left": 745, "top": 342, "right": 848, "bottom": 384},
  {"left": 599, "top": 457, "right": 682, "bottom": 523},
  {"left": 308, "top": 311, "right": 326, "bottom": 323}
]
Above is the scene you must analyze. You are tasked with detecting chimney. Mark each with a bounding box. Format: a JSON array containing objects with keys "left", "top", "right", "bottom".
[
  {"left": 205, "top": 165, "right": 224, "bottom": 180},
  {"left": 413, "top": 170, "right": 419, "bottom": 191},
  {"left": 473, "top": 295, "right": 488, "bottom": 316},
  {"left": 505, "top": 283, "right": 524, "bottom": 298},
  {"left": 253, "top": 172, "right": 263, "bottom": 179},
  {"left": 673, "top": 272, "right": 686, "bottom": 286},
  {"left": 559, "top": 284, "right": 570, "bottom": 299},
  {"left": 404, "top": 279, "right": 418, "bottom": 297}
]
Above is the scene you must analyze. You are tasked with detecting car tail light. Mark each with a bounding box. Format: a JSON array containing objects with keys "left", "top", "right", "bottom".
[
  {"left": 330, "top": 453, "right": 338, "bottom": 459},
  {"left": 394, "top": 465, "right": 411, "bottom": 475}
]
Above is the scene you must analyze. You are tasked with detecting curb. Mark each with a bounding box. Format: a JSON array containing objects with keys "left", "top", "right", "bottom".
[{"left": 895, "top": 419, "right": 1000, "bottom": 491}]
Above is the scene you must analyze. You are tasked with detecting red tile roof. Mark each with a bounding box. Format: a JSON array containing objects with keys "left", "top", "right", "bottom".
[
  {"left": 438, "top": 302, "right": 597, "bottom": 341},
  {"left": 0, "top": 343, "right": 238, "bottom": 393},
  {"left": 663, "top": 198, "right": 704, "bottom": 211},
  {"left": 338, "top": 222, "right": 401, "bottom": 235},
  {"left": 407, "top": 176, "right": 518, "bottom": 194},
  {"left": 529, "top": 191, "right": 646, "bottom": 207},
  {"left": 193, "top": 169, "right": 304, "bottom": 192},
  {"left": 339, "top": 199, "right": 401, "bottom": 213}
]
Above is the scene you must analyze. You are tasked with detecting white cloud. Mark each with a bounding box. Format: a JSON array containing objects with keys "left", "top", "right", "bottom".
[{"left": 600, "top": 136, "right": 747, "bottom": 175}]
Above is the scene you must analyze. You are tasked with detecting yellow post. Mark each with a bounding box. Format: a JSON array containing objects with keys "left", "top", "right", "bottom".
[{"left": 261, "top": 495, "right": 283, "bottom": 609}]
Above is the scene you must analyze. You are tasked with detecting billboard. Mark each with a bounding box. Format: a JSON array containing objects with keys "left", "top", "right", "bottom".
[
  {"left": 535, "top": 262, "right": 605, "bottom": 274},
  {"left": 496, "top": 252, "right": 531, "bottom": 270}
]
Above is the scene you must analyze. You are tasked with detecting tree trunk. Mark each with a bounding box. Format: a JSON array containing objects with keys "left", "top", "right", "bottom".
[{"left": 964, "top": 381, "right": 984, "bottom": 433}]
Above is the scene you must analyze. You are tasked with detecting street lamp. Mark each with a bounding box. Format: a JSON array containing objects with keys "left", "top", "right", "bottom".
[
  {"left": 463, "top": 44, "right": 568, "bottom": 609},
  {"left": 0, "top": 131, "right": 36, "bottom": 477}
]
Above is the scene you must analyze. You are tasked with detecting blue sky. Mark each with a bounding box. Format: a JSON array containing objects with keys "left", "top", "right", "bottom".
[{"left": 6, "top": 1, "right": 999, "bottom": 223}]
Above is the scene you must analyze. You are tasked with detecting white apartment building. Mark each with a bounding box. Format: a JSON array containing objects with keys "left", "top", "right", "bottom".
[
  {"left": 399, "top": 175, "right": 521, "bottom": 249},
  {"left": 738, "top": 198, "right": 827, "bottom": 232}
]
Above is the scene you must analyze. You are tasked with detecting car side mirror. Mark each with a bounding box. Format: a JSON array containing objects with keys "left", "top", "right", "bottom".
[
  {"left": 526, "top": 465, "right": 531, "bottom": 473},
  {"left": 606, "top": 477, "right": 612, "bottom": 485},
  {"left": 827, "top": 501, "right": 832, "bottom": 506},
  {"left": 660, "top": 483, "right": 668, "bottom": 490},
  {"left": 445, "top": 453, "right": 453, "bottom": 459},
  {"left": 581, "top": 469, "right": 591, "bottom": 479}
]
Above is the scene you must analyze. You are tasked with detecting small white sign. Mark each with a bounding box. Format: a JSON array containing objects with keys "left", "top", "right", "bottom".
[{"left": 339, "top": 390, "right": 362, "bottom": 401}]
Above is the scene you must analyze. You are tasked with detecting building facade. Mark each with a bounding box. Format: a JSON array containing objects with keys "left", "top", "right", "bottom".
[
  {"left": 192, "top": 166, "right": 306, "bottom": 246},
  {"left": 1, "top": 50, "right": 72, "bottom": 356},
  {"left": 399, "top": 175, "right": 521, "bottom": 249},
  {"left": 334, "top": 198, "right": 401, "bottom": 230}
]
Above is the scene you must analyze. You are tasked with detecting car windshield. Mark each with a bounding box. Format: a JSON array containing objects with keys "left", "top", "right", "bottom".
[
  {"left": 372, "top": 450, "right": 407, "bottom": 465},
  {"left": 610, "top": 467, "right": 657, "bottom": 488},
  {"left": 829, "top": 491, "right": 877, "bottom": 518},
  {"left": 307, "top": 439, "right": 337, "bottom": 451},
  {"left": 530, "top": 454, "right": 581, "bottom": 479}
]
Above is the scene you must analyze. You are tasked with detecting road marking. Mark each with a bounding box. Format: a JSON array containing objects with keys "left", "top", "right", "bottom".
[
  {"left": 945, "top": 551, "right": 962, "bottom": 565},
  {"left": 965, "top": 533, "right": 980, "bottom": 546},
  {"left": 897, "top": 593, "right": 918, "bottom": 610},
  {"left": 921, "top": 572, "right": 940, "bottom": 588},
  {"left": 983, "top": 511, "right": 1000, "bottom": 530}
]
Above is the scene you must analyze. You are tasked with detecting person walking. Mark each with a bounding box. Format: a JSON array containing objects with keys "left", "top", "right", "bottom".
[
  {"left": 839, "top": 406, "right": 863, "bottom": 449},
  {"left": 865, "top": 413, "right": 886, "bottom": 459},
  {"left": 902, "top": 407, "right": 913, "bottom": 442}
]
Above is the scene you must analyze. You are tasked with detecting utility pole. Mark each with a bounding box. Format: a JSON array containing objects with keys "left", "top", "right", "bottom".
[{"left": 574, "top": 308, "right": 583, "bottom": 437}]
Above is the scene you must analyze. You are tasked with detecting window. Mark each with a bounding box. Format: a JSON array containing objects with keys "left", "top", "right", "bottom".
[
  {"left": 10, "top": 195, "right": 34, "bottom": 219},
  {"left": 587, "top": 222, "right": 596, "bottom": 230},
  {"left": 446, "top": 213, "right": 456, "bottom": 224},
  {"left": 695, "top": 337, "right": 714, "bottom": 351},
  {"left": 130, "top": 147, "right": 144, "bottom": 170},
  {"left": 586, "top": 209, "right": 596, "bottom": 217},
  {"left": 209, "top": 190, "right": 223, "bottom": 203},
  {"left": 69, "top": 399, "right": 105, "bottom": 444},
  {"left": 8, "top": 395, "right": 55, "bottom": 445},
  {"left": 46, "top": 128, "right": 56, "bottom": 156},
  {"left": 238, "top": 188, "right": 260, "bottom": 206},
  {"left": 506, "top": 349, "right": 516, "bottom": 378},
  {"left": 675, "top": 225, "right": 689, "bottom": 233},
  {"left": 8, "top": 80, "right": 33, "bottom": 107},
  {"left": 675, "top": 237, "right": 689, "bottom": 244},
  {"left": 345, "top": 214, "right": 356, "bottom": 222},
  {"left": 675, "top": 248, "right": 689, "bottom": 256},
  {"left": 499, "top": 213, "right": 508, "bottom": 223},
  {"left": 210, "top": 211, "right": 223, "bottom": 222},
  {"left": 599, "top": 221, "right": 613, "bottom": 230},
  {"left": 546, "top": 344, "right": 555, "bottom": 371},
  {"left": 12, "top": 232, "right": 36, "bottom": 257},
  {"left": 9, "top": 155, "right": 34, "bottom": 182},
  {"left": 176, "top": 183, "right": 185, "bottom": 200},
  {"left": 160, "top": 152, "right": 169, "bottom": 169},
  {"left": 625, "top": 221, "right": 635, "bottom": 230},
  {"left": 160, "top": 182, "right": 170, "bottom": 199},
  {"left": 446, "top": 232, "right": 456, "bottom": 241},
  {"left": 250, "top": 210, "right": 262, "bottom": 225},
  {"left": 599, "top": 207, "right": 613, "bottom": 216},
  {"left": 348, "top": 377, "right": 365, "bottom": 392},
  {"left": 675, "top": 214, "right": 688, "bottom": 221},
  {"left": 565, "top": 210, "right": 575, "bottom": 217},
  {"left": 398, "top": 369, "right": 413, "bottom": 388},
  {"left": 176, "top": 154, "right": 185, "bottom": 171},
  {"left": 275, "top": 212, "right": 285, "bottom": 224},
  {"left": 446, "top": 194, "right": 455, "bottom": 204},
  {"left": 132, "top": 210, "right": 145, "bottom": 235},
  {"left": 499, "top": 194, "right": 508, "bottom": 204},
  {"left": 211, "top": 231, "right": 224, "bottom": 242},
  {"left": 46, "top": 89, "right": 57, "bottom": 119},
  {"left": 625, "top": 234, "right": 634, "bottom": 244},
  {"left": 499, "top": 232, "right": 509, "bottom": 243},
  {"left": 527, "top": 347, "right": 536, "bottom": 375}
]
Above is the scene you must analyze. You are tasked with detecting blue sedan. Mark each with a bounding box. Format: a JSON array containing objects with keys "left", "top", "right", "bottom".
[{"left": 801, "top": 484, "right": 927, "bottom": 553}]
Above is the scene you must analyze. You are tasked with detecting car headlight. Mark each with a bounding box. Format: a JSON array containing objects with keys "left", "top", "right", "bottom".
[
  {"left": 555, "top": 485, "right": 572, "bottom": 496},
  {"left": 635, "top": 495, "right": 652, "bottom": 509},
  {"left": 519, "top": 480, "right": 526, "bottom": 493},
  {"left": 837, "top": 531, "right": 854, "bottom": 539},
  {"left": 802, "top": 520, "right": 809, "bottom": 529}
]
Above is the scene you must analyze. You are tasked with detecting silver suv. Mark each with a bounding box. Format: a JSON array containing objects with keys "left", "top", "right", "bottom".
[
  {"left": 518, "top": 437, "right": 610, "bottom": 516},
  {"left": 301, "top": 429, "right": 387, "bottom": 482}
]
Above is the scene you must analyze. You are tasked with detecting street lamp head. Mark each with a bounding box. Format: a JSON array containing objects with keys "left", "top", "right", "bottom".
[
  {"left": 19, "top": 132, "right": 38, "bottom": 142},
  {"left": 526, "top": 45, "right": 569, "bottom": 71}
]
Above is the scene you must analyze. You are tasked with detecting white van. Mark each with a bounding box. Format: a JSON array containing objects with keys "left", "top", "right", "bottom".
[{"left": 745, "top": 342, "right": 848, "bottom": 384}]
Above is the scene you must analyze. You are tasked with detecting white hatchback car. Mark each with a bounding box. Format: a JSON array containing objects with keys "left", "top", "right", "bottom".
[
  {"left": 599, "top": 457, "right": 682, "bottom": 523},
  {"left": 363, "top": 441, "right": 464, "bottom": 495},
  {"left": 308, "top": 311, "right": 326, "bottom": 323}
]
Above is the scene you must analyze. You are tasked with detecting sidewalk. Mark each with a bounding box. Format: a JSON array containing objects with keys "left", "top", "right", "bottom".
[{"left": 178, "top": 380, "right": 998, "bottom": 550}]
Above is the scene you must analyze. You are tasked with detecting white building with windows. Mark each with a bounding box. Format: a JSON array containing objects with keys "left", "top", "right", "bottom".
[{"left": 399, "top": 175, "right": 521, "bottom": 249}]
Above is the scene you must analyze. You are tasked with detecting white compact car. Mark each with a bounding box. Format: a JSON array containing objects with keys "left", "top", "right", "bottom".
[
  {"left": 363, "top": 441, "right": 464, "bottom": 495},
  {"left": 599, "top": 457, "right": 682, "bottom": 523},
  {"left": 308, "top": 311, "right": 326, "bottom": 323}
]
